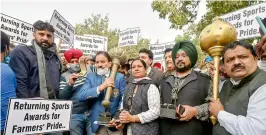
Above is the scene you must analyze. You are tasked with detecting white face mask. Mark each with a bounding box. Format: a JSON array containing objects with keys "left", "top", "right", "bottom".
[
  {"left": 97, "top": 67, "right": 109, "bottom": 76},
  {"left": 258, "top": 60, "right": 266, "bottom": 72}
]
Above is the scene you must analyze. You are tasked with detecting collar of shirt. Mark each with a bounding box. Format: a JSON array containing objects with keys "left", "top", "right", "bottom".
[
  {"left": 133, "top": 77, "right": 151, "bottom": 83},
  {"left": 147, "top": 67, "right": 152, "bottom": 74},
  {"left": 230, "top": 78, "right": 241, "bottom": 85}
]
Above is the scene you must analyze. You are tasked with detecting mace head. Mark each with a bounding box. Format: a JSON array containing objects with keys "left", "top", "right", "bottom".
[
  {"left": 199, "top": 17, "right": 237, "bottom": 57},
  {"left": 108, "top": 47, "right": 128, "bottom": 65}
]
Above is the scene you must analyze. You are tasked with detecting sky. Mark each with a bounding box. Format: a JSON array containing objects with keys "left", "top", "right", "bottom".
[{"left": 1, "top": 0, "right": 206, "bottom": 44}]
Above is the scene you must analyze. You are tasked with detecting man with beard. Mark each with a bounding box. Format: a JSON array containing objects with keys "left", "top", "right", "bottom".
[
  {"left": 76, "top": 51, "right": 126, "bottom": 135},
  {"left": 9, "top": 20, "right": 61, "bottom": 99},
  {"left": 163, "top": 48, "right": 175, "bottom": 77},
  {"left": 210, "top": 41, "right": 266, "bottom": 135},
  {"left": 159, "top": 41, "right": 212, "bottom": 135},
  {"left": 9, "top": 21, "right": 62, "bottom": 135}
]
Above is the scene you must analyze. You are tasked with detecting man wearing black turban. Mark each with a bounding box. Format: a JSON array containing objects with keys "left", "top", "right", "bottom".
[{"left": 159, "top": 41, "right": 212, "bottom": 135}]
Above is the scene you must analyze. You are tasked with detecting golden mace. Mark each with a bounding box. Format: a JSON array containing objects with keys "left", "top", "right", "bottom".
[
  {"left": 102, "top": 47, "right": 127, "bottom": 109},
  {"left": 199, "top": 17, "right": 237, "bottom": 125}
]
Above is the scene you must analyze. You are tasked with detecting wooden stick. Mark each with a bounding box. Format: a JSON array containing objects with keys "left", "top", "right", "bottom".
[{"left": 57, "top": 39, "right": 62, "bottom": 53}]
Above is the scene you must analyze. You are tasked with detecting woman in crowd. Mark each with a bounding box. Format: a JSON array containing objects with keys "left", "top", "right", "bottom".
[{"left": 111, "top": 59, "right": 160, "bottom": 135}]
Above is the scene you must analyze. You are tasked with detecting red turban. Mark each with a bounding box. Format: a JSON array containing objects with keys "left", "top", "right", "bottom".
[
  {"left": 153, "top": 62, "right": 164, "bottom": 72},
  {"left": 64, "top": 49, "right": 83, "bottom": 63}
]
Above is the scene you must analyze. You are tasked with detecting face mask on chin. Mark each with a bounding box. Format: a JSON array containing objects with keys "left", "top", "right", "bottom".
[
  {"left": 68, "top": 64, "right": 81, "bottom": 73},
  {"left": 97, "top": 67, "right": 109, "bottom": 76}
]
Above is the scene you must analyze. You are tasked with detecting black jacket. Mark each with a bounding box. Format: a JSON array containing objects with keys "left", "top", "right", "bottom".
[
  {"left": 159, "top": 71, "right": 212, "bottom": 135},
  {"left": 9, "top": 45, "right": 61, "bottom": 98}
]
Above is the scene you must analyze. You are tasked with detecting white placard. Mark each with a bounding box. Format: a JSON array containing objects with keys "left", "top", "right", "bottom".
[
  {"left": 60, "top": 44, "right": 72, "bottom": 51},
  {"left": 150, "top": 42, "right": 175, "bottom": 62},
  {"left": 5, "top": 99, "right": 72, "bottom": 135},
  {"left": 165, "top": 42, "right": 175, "bottom": 49},
  {"left": 219, "top": 2, "right": 266, "bottom": 39},
  {"left": 1, "top": 13, "right": 34, "bottom": 44},
  {"left": 118, "top": 27, "right": 140, "bottom": 47},
  {"left": 50, "top": 10, "right": 75, "bottom": 45},
  {"left": 74, "top": 35, "right": 108, "bottom": 56},
  {"left": 150, "top": 43, "right": 166, "bottom": 62}
]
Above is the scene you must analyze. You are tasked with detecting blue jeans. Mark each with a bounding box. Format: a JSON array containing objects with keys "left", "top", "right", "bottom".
[{"left": 71, "top": 114, "right": 92, "bottom": 135}]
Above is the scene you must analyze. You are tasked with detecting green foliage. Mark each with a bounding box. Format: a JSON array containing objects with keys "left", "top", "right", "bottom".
[
  {"left": 151, "top": 0, "right": 200, "bottom": 29},
  {"left": 152, "top": 0, "right": 263, "bottom": 64},
  {"left": 122, "top": 38, "right": 150, "bottom": 59},
  {"left": 75, "top": 14, "right": 119, "bottom": 50},
  {"left": 75, "top": 14, "right": 149, "bottom": 58},
  {"left": 152, "top": 0, "right": 263, "bottom": 35},
  {"left": 196, "top": 1, "right": 262, "bottom": 35}
]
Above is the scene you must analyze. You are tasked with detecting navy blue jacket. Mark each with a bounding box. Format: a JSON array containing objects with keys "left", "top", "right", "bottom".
[{"left": 9, "top": 45, "right": 61, "bottom": 98}]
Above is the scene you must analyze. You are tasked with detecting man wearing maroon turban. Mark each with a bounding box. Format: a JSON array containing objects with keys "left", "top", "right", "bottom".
[
  {"left": 153, "top": 62, "right": 164, "bottom": 72},
  {"left": 64, "top": 48, "right": 83, "bottom": 64},
  {"left": 59, "top": 49, "right": 92, "bottom": 135}
]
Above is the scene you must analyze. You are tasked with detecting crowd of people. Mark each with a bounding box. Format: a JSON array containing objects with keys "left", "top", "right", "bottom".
[{"left": 1, "top": 19, "right": 266, "bottom": 135}]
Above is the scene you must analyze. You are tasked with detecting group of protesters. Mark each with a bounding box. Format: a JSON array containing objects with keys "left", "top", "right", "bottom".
[{"left": 1, "top": 19, "right": 266, "bottom": 135}]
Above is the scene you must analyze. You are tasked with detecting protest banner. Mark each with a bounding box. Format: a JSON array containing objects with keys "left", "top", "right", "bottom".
[
  {"left": 165, "top": 42, "right": 175, "bottom": 49},
  {"left": 50, "top": 10, "right": 75, "bottom": 45},
  {"left": 150, "top": 43, "right": 166, "bottom": 62},
  {"left": 56, "top": 39, "right": 62, "bottom": 52},
  {"left": 60, "top": 44, "right": 72, "bottom": 51},
  {"left": 219, "top": 2, "right": 266, "bottom": 39},
  {"left": 150, "top": 41, "right": 175, "bottom": 72},
  {"left": 84, "top": 34, "right": 108, "bottom": 51},
  {"left": 118, "top": 27, "right": 140, "bottom": 47},
  {"left": 150, "top": 42, "right": 175, "bottom": 62},
  {"left": 74, "top": 35, "right": 108, "bottom": 56},
  {"left": 4, "top": 99, "right": 72, "bottom": 135},
  {"left": 1, "top": 13, "right": 34, "bottom": 44}
]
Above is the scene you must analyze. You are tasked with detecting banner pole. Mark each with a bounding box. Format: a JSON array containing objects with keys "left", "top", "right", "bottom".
[{"left": 57, "top": 39, "right": 62, "bottom": 53}]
